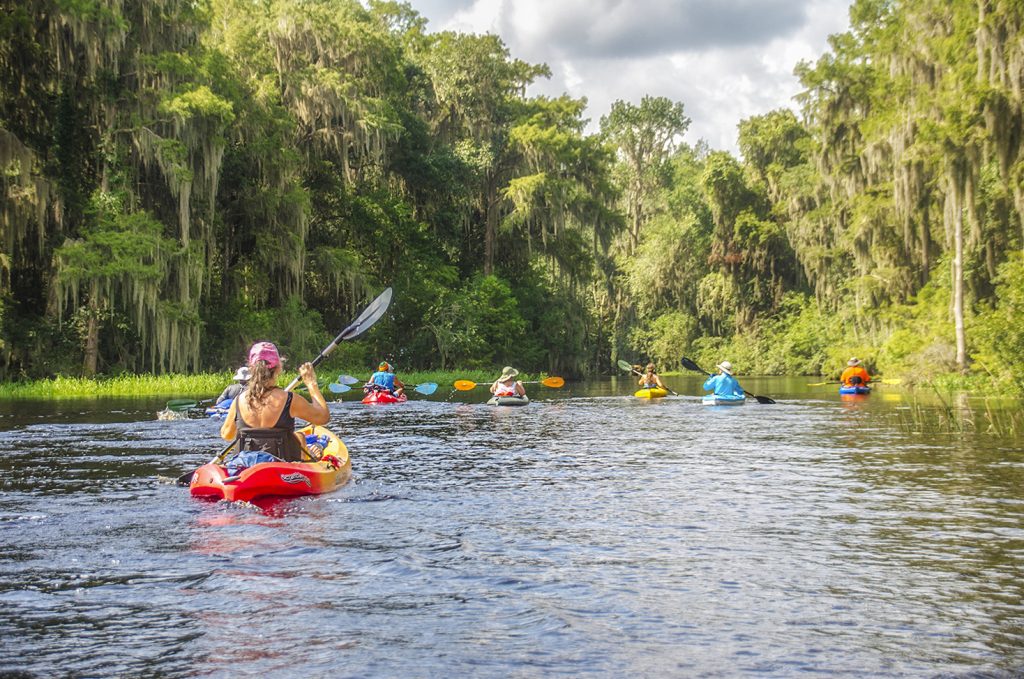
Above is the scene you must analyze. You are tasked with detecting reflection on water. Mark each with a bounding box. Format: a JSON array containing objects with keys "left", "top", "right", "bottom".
[{"left": 0, "top": 378, "right": 1023, "bottom": 676}]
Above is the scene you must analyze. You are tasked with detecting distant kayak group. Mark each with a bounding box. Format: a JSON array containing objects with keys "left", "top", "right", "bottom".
[
  {"left": 622, "top": 355, "right": 875, "bottom": 404},
  {"left": 176, "top": 288, "right": 876, "bottom": 504}
]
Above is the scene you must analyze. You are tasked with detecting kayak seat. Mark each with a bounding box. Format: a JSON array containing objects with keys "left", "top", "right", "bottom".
[{"left": 236, "top": 427, "right": 306, "bottom": 462}]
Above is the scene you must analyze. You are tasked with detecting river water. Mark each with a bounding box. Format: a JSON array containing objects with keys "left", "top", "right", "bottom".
[{"left": 1, "top": 376, "right": 1022, "bottom": 677}]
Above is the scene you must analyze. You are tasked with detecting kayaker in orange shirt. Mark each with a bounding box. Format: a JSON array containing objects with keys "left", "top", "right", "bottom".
[
  {"left": 638, "top": 363, "right": 667, "bottom": 390},
  {"left": 839, "top": 357, "right": 871, "bottom": 387}
]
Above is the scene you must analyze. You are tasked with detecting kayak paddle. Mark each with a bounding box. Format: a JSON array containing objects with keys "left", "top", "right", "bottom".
[
  {"left": 325, "top": 373, "right": 362, "bottom": 393},
  {"left": 176, "top": 287, "right": 394, "bottom": 486},
  {"left": 680, "top": 356, "right": 776, "bottom": 405},
  {"left": 166, "top": 398, "right": 199, "bottom": 412},
  {"left": 617, "top": 359, "right": 678, "bottom": 396},
  {"left": 337, "top": 378, "right": 437, "bottom": 396},
  {"left": 453, "top": 376, "right": 565, "bottom": 390},
  {"left": 346, "top": 381, "right": 437, "bottom": 396},
  {"left": 807, "top": 378, "right": 901, "bottom": 386}
]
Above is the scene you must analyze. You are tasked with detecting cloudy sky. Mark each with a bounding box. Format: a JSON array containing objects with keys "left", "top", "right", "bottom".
[{"left": 405, "top": 0, "right": 852, "bottom": 154}]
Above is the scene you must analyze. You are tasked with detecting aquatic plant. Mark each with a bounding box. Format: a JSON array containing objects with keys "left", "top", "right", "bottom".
[{"left": 889, "top": 383, "right": 1023, "bottom": 438}]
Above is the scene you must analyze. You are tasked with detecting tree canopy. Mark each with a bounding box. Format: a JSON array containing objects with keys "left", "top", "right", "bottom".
[{"left": 2, "top": 0, "right": 1023, "bottom": 390}]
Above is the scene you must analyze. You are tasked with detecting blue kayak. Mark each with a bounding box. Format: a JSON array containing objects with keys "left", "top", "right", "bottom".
[
  {"left": 839, "top": 385, "right": 871, "bottom": 395},
  {"left": 203, "top": 398, "right": 232, "bottom": 418},
  {"left": 702, "top": 394, "right": 745, "bottom": 406}
]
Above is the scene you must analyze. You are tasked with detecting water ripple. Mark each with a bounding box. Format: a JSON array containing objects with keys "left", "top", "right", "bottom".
[{"left": 0, "top": 390, "right": 1022, "bottom": 676}]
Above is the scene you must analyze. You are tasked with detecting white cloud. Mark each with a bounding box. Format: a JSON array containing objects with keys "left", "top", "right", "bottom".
[{"left": 419, "top": 0, "right": 851, "bottom": 153}]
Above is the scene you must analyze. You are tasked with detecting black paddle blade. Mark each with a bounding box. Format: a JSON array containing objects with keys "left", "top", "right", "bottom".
[
  {"left": 176, "top": 470, "right": 195, "bottom": 486},
  {"left": 680, "top": 356, "right": 709, "bottom": 375},
  {"left": 750, "top": 393, "right": 776, "bottom": 405}
]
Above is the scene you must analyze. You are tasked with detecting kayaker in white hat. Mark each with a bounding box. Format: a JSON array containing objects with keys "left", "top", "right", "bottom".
[
  {"left": 839, "top": 357, "right": 871, "bottom": 387},
  {"left": 215, "top": 365, "right": 251, "bottom": 405},
  {"left": 490, "top": 366, "right": 526, "bottom": 398},
  {"left": 702, "top": 360, "right": 745, "bottom": 398}
]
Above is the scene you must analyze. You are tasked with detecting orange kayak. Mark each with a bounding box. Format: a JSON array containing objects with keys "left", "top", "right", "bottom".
[{"left": 189, "top": 425, "right": 351, "bottom": 503}]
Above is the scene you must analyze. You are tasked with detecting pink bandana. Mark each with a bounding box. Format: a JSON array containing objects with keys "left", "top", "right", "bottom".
[{"left": 248, "top": 341, "right": 281, "bottom": 369}]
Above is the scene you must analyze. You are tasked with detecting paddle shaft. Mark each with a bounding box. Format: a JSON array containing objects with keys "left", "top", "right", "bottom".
[{"left": 454, "top": 376, "right": 563, "bottom": 391}]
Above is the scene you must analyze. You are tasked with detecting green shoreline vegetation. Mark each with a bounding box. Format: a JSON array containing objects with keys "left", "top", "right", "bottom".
[{"left": 0, "top": 369, "right": 533, "bottom": 400}]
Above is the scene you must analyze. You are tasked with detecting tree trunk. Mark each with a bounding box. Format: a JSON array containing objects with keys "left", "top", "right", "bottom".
[
  {"left": 484, "top": 183, "right": 498, "bottom": 276},
  {"left": 83, "top": 287, "right": 100, "bottom": 377},
  {"left": 953, "top": 204, "right": 967, "bottom": 373},
  {"left": 629, "top": 185, "right": 643, "bottom": 254}
]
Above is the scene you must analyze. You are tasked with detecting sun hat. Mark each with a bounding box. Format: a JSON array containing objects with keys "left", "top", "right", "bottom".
[
  {"left": 717, "top": 360, "right": 733, "bottom": 375},
  {"left": 232, "top": 366, "right": 251, "bottom": 382},
  {"left": 847, "top": 357, "right": 861, "bottom": 366},
  {"left": 248, "top": 341, "right": 281, "bottom": 369},
  {"left": 499, "top": 366, "right": 519, "bottom": 382}
]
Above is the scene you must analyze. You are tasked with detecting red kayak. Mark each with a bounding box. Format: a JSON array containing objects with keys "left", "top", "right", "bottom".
[
  {"left": 189, "top": 425, "right": 351, "bottom": 503},
  {"left": 361, "top": 390, "right": 407, "bottom": 405}
]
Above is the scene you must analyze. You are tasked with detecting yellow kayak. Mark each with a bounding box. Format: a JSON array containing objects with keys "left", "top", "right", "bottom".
[{"left": 634, "top": 388, "right": 668, "bottom": 399}]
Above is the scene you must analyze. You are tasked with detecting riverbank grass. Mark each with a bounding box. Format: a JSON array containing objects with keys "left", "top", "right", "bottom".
[{"left": 0, "top": 369, "right": 552, "bottom": 399}]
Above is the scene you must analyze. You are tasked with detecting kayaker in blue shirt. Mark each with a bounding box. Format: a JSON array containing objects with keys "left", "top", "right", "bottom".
[
  {"left": 702, "top": 360, "right": 745, "bottom": 398},
  {"left": 365, "top": 361, "right": 405, "bottom": 397}
]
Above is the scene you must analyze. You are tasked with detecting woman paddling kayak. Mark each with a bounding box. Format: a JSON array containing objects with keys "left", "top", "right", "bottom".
[
  {"left": 490, "top": 366, "right": 527, "bottom": 398},
  {"left": 220, "top": 342, "right": 330, "bottom": 466},
  {"left": 364, "top": 361, "right": 406, "bottom": 398},
  {"left": 637, "top": 363, "right": 667, "bottom": 391}
]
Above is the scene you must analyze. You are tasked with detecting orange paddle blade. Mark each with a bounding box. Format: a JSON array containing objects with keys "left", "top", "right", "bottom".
[
  {"left": 453, "top": 380, "right": 479, "bottom": 391},
  {"left": 541, "top": 376, "right": 565, "bottom": 388}
]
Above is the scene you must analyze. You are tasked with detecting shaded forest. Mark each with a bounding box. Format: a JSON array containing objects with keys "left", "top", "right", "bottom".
[{"left": 1, "top": 0, "right": 1023, "bottom": 390}]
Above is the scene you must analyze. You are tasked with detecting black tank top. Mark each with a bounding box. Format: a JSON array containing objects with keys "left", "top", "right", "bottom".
[{"left": 234, "top": 391, "right": 304, "bottom": 461}]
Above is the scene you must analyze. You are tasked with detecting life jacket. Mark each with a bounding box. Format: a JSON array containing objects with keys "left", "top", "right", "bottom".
[
  {"left": 840, "top": 366, "right": 871, "bottom": 386},
  {"left": 494, "top": 380, "right": 517, "bottom": 397},
  {"left": 233, "top": 391, "right": 305, "bottom": 462},
  {"left": 369, "top": 370, "right": 396, "bottom": 392}
]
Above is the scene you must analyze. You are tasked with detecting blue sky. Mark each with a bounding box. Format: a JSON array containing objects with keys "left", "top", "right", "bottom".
[{"left": 403, "top": 0, "right": 852, "bottom": 154}]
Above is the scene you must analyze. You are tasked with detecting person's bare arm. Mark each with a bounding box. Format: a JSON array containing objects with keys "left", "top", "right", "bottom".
[
  {"left": 220, "top": 399, "right": 238, "bottom": 441},
  {"left": 289, "top": 362, "right": 329, "bottom": 425}
]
